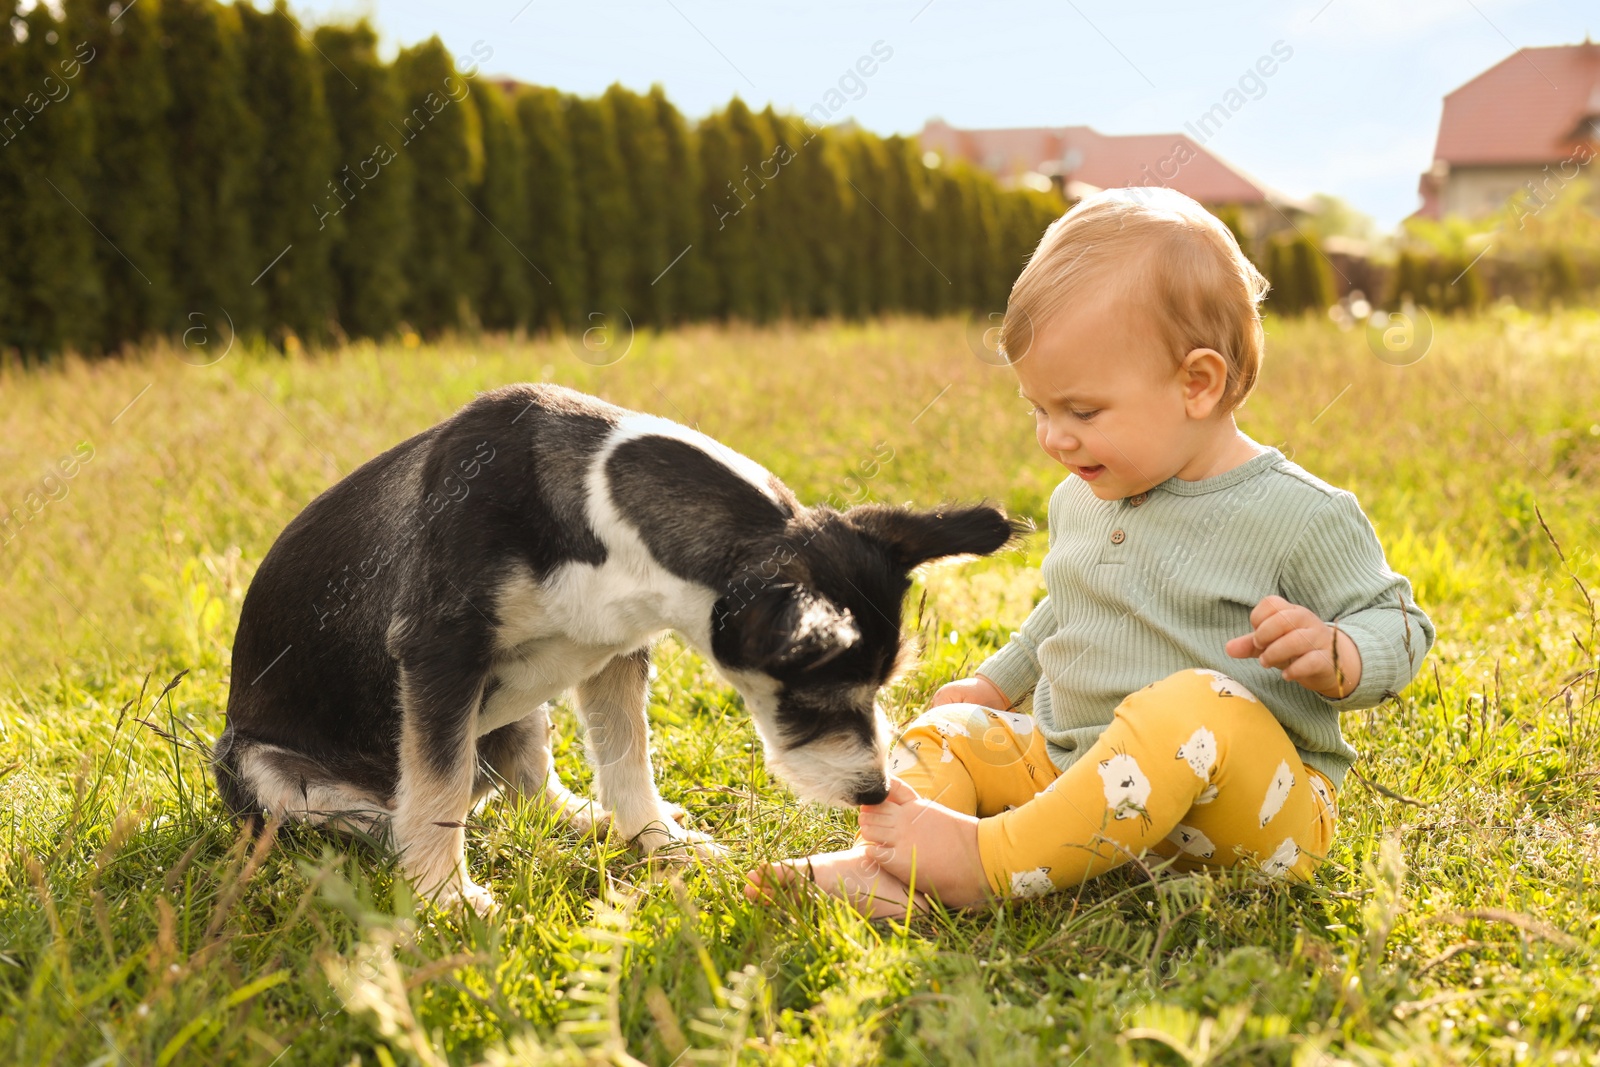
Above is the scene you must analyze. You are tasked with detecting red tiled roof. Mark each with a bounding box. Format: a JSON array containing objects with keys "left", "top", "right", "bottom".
[
  {"left": 1432, "top": 40, "right": 1600, "bottom": 166},
  {"left": 917, "top": 120, "right": 1271, "bottom": 204}
]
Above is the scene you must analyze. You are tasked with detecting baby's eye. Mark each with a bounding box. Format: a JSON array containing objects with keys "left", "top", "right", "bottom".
[
  {"left": 1028, "top": 404, "right": 1046, "bottom": 417},
  {"left": 1070, "top": 408, "right": 1100, "bottom": 421}
]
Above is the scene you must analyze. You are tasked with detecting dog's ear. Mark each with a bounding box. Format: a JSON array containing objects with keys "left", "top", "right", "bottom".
[
  {"left": 711, "top": 583, "right": 860, "bottom": 672},
  {"left": 845, "top": 502, "right": 1024, "bottom": 571}
]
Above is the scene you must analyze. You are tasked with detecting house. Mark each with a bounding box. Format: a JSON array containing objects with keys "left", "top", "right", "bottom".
[
  {"left": 1415, "top": 38, "right": 1600, "bottom": 220},
  {"left": 916, "top": 119, "right": 1309, "bottom": 234}
]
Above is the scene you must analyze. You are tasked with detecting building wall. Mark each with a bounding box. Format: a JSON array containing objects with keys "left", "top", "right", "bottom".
[{"left": 1439, "top": 165, "right": 1553, "bottom": 219}]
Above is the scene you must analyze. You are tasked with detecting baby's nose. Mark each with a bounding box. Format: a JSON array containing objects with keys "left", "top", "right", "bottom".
[{"left": 1041, "top": 426, "right": 1081, "bottom": 454}]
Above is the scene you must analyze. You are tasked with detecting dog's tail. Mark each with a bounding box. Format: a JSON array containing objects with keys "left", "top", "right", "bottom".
[{"left": 210, "top": 724, "right": 266, "bottom": 828}]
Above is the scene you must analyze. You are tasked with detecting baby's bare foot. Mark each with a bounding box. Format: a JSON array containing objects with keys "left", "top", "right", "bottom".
[
  {"left": 744, "top": 846, "right": 930, "bottom": 920},
  {"left": 858, "top": 779, "right": 992, "bottom": 907}
]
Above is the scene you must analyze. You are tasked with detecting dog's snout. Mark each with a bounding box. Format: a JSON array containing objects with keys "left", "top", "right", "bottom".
[{"left": 855, "top": 783, "right": 890, "bottom": 806}]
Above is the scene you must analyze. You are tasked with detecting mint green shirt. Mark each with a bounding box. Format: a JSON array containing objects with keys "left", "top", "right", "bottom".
[{"left": 975, "top": 444, "right": 1435, "bottom": 789}]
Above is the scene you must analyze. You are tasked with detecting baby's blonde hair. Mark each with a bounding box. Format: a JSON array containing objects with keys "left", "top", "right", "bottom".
[{"left": 1002, "top": 187, "right": 1270, "bottom": 414}]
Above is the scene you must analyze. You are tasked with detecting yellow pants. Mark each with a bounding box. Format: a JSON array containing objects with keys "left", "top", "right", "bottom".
[{"left": 887, "top": 669, "right": 1339, "bottom": 899}]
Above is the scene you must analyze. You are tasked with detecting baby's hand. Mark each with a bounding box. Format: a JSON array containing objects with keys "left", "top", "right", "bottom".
[
  {"left": 1226, "top": 595, "right": 1363, "bottom": 700},
  {"left": 931, "top": 674, "right": 1009, "bottom": 709}
]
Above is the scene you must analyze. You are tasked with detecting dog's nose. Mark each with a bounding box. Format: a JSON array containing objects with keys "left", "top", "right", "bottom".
[{"left": 855, "top": 783, "right": 890, "bottom": 806}]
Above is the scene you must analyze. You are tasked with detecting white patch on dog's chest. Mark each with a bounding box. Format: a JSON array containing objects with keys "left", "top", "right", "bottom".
[
  {"left": 476, "top": 552, "right": 716, "bottom": 737},
  {"left": 471, "top": 420, "right": 749, "bottom": 740},
  {"left": 479, "top": 638, "right": 624, "bottom": 735}
]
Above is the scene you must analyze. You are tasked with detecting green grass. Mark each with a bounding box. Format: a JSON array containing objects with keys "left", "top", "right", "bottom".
[{"left": 1, "top": 309, "right": 1598, "bottom": 1065}]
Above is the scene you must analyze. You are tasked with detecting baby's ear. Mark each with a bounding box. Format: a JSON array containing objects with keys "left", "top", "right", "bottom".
[{"left": 845, "top": 503, "right": 1025, "bottom": 571}]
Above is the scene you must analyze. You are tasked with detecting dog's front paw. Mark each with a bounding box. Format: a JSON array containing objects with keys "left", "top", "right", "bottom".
[
  {"left": 560, "top": 798, "right": 614, "bottom": 838},
  {"left": 419, "top": 874, "right": 500, "bottom": 917},
  {"left": 544, "top": 784, "right": 612, "bottom": 837},
  {"left": 629, "top": 815, "right": 725, "bottom": 861},
  {"left": 662, "top": 826, "right": 727, "bottom": 861},
  {"left": 458, "top": 880, "right": 500, "bottom": 917}
]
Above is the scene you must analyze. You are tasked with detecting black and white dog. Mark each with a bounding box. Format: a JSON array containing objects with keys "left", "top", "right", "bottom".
[{"left": 215, "top": 383, "right": 1018, "bottom": 913}]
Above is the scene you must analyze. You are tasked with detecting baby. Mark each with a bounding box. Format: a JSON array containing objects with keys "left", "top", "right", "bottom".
[{"left": 747, "top": 186, "right": 1436, "bottom": 916}]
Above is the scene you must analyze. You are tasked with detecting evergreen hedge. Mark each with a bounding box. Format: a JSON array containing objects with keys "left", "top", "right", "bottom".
[{"left": 0, "top": 1, "right": 1063, "bottom": 358}]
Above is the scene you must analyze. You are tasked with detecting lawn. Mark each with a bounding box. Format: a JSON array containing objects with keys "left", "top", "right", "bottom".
[{"left": 1, "top": 310, "right": 1597, "bottom": 1065}]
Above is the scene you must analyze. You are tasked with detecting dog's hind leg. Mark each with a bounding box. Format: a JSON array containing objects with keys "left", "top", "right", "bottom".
[
  {"left": 476, "top": 712, "right": 610, "bottom": 835},
  {"left": 389, "top": 645, "right": 494, "bottom": 916},
  {"left": 576, "top": 649, "right": 721, "bottom": 857}
]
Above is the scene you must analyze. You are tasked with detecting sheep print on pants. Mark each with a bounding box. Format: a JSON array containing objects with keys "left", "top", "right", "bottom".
[{"left": 884, "top": 668, "right": 1339, "bottom": 898}]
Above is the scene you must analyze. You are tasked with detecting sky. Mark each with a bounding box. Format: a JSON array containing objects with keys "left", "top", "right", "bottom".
[{"left": 288, "top": 0, "right": 1599, "bottom": 232}]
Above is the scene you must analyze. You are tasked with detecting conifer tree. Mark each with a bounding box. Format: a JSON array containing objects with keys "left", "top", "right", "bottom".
[
  {"left": 565, "top": 92, "right": 632, "bottom": 321},
  {"left": 786, "top": 121, "right": 851, "bottom": 317},
  {"left": 649, "top": 85, "right": 704, "bottom": 323},
  {"left": 1290, "top": 232, "right": 1336, "bottom": 313},
  {"left": 394, "top": 36, "right": 482, "bottom": 334},
  {"left": 758, "top": 104, "right": 811, "bottom": 319},
  {"left": 966, "top": 170, "right": 1006, "bottom": 312},
  {"left": 836, "top": 130, "right": 894, "bottom": 317},
  {"left": 993, "top": 191, "right": 1032, "bottom": 310},
  {"left": 1544, "top": 247, "right": 1578, "bottom": 308},
  {"left": 163, "top": 0, "right": 262, "bottom": 333},
  {"left": 1264, "top": 231, "right": 1334, "bottom": 314},
  {"left": 726, "top": 101, "right": 780, "bottom": 320},
  {"left": 1211, "top": 203, "right": 1254, "bottom": 268},
  {"left": 1263, "top": 234, "right": 1298, "bottom": 313},
  {"left": 1389, "top": 248, "right": 1423, "bottom": 308},
  {"left": 313, "top": 20, "right": 412, "bottom": 340},
  {"left": 470, "top": 78, "right": 531, "bottom": 332},
  {"left": 1432, "top": 251, "right": 1482, "bottom": 312},
  {"left": 238, "top": 0, "right": 335, "bottom": 343},
  {"left": 0, "top": 1, "right": 103, "bottom": 355},
  {"left": 1453, "top": 251, "right": 1487, "bottom": 312},
  {"left": 0, "top": 0, "right": 31, "bottom": 352},
  {"left": 65, "top": 0, "right": 176, "bottom": 351},
  {"left": 697, "top": 98, "right": 779, "bottom": 321},
  {"left": 995, "top": 187, "right": 1061, "bottom": 303},
  {"left": 695, "top": 105, "right": 740, "bottom": 318},
  {"left": 883, "top": 135, "right": 935, "bottom": 315},
  {"left": 932, "top": 164, "right": 983, "bottom": 312},
  {"left": 605, "top": 84, "right": 670, "bottom": 326},
  {"left": 515, "top": 84, "right": 582, "bottom": 330},
  {"left": 918, "top": 164, "right": 953, "bottom": 314},
  {"left": 0, "top": 9, "right": 11, "bottom": 350}
]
